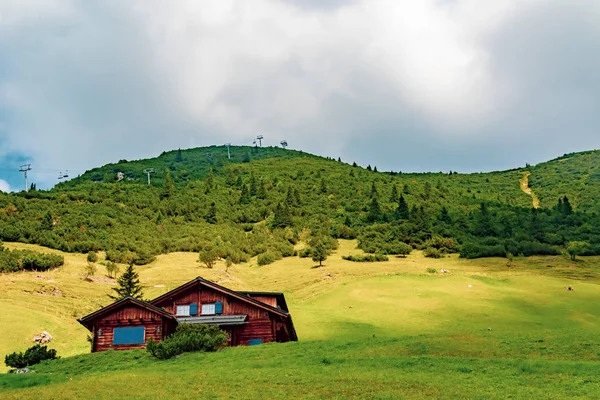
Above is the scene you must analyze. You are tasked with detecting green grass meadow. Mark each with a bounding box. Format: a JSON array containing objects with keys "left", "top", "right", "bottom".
[{"left": 1, "top": 241, "right": 600, "bottom": 398}]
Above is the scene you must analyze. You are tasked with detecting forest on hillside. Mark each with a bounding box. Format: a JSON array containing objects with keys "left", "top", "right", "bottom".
[{"left": 1, "top": 146, "right": 600, "bottom": 265}]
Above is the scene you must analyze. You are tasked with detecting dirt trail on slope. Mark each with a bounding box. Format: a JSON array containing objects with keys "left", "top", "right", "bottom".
[{"left": 520, "top": 172, "right": 540, "bottom": 209}]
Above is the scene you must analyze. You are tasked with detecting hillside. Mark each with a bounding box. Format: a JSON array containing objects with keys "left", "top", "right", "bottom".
[
  {"left": 2, "top": 146, "right": 600, "bottom": 266},
  {"left": 1, "top": 241, "right": 600, "bottom": 398}
]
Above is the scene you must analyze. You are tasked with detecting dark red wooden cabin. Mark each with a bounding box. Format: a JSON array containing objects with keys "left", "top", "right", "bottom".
[
  {"left": 79, "top": 277, "right": 297, "bottom": 352},
  {"left": 78, "top": 297, "right": 177, "bottom": 352},
  {"left": 150, "top": 277, "right": 297, "bottom": 346}
]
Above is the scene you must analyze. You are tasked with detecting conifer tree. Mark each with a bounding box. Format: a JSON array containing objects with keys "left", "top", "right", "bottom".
[
  {"left": 370, "top": 181, "right": 378, "bottom": 198},
  {"left": 257, "top": 181, "right": 267, "bottom": 200},
  {"left": 367, "top": 197, "right": 381, "bottom": 222},
  {"left": 320, "top": 178, "right": 327, "bottom": 194},
  {"left": 397, "top": 195, "right": 410, "bottom": 219},
  {"left": 249, "top": 174, "right": 257, "bottom": 197},
  {"left": 205, "top": 202, "right": 217, "bottom": 224},
  {"left": 206, "top": 169, "right": 214, "bottom": 189},
  {"left": 110, "top": 263, "right": 143, "bottom": 300},
  {"left": 175, "top": 148, "right": 183, "bottom": 162},
  {"left": 311, "top": 244, "right": 327, "bottom": 267},
  {"left": 562, "top": 196, "right": 573, "bottom": 215},
  {"left": 366, "top": 165, "right": 372, "bottom": 171},
  {"left": 390, "top": 184, "right": 399, "bottom": 203},
  {"left": 239, "top": 185, "right": 251, "bottom": 204},
  {"left": 403, "top": 183, "right": 411, "bottom": 194},
  {"left": 41, "top": 211, "right": 53, "bottom": 230},
  {"left": 373, "top": 166, "right": 378, "bottom": 172},
  {"left": 161, "top": 169, "right": 174, "bottom": 199}
]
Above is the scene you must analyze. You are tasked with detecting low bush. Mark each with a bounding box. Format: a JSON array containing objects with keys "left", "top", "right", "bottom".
[
  {"left": 426, "top": 268, "right": 437, "bottom": 274},
  {"left": 147, "top": 324, "right": 227, "bottom": 360},
  {"left": 0, "top": 248, "right": 64, "bottom": 273},
  {"left": 86, "top": 251, "right": 98, "bottom": 263},
  {"left": 423, "top": 247, "right": 441, "bottom": 259},
  {"left": 342, "top": 254, "right": 389, "bottom": 262},
  {"left": 5, "top": 345, "right": 59, "bottom": 369},
  {"left": 298, "top": 248, "right": 312, "bottom": 258},
  {"left": 257, "top": 251, "right": 282, "bottom": 266}
]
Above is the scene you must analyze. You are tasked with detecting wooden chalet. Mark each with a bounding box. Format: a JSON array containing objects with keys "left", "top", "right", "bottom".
[
  {"left": 79, "top": 277, "right": 297, "bottom": 352},
  {"left": 78, "top": 296, "right": 177, "bottom": 352}
]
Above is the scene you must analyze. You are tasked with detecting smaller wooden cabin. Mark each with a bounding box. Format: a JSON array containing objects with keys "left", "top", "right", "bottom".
[
  {"left": 78, "top": 297, "right": 177, "bottom": 352},
  {"left": 79, "top": 277, "right": 297, "bottom": 352}
]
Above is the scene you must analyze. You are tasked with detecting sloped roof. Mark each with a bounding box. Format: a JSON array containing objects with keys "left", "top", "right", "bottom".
[
  {"left": 237, "top": 291, "right": 289, "bottom": 312},
  {"left": 150, "top": 277, "right": 291, "bottom": 318},
  {"left": 78, "top": 296, "right": 175, "bottom": 331}
]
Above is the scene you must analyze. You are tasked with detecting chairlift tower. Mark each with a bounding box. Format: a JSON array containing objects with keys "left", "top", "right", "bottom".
[
  {"left": 225, "top": 143, "right": 232, "bottom": 159},
  {"left": 19, "top": 164, "right": 32, "bottom": 192},
  {"left": 256, "top": 135, "right": 264, "bottom": 147},
  {"left": 143, "top": 168, "right": 154, "bottom": 185},
  {"left": 280, "top": 140, "right": 288, "bottom": 149}
]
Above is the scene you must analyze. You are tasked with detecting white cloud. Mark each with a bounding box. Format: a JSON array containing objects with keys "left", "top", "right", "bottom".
[{"left": 0, "top": 180, "right": 11, "bottom": 193}]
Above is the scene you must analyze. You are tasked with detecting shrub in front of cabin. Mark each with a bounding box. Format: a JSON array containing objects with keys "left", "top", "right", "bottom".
[
  {"left": 147, "top": 324, "right": 227, "bottom": 360},
  {"left": 5, "top": 344, "right": 59, "bottom": 369}
]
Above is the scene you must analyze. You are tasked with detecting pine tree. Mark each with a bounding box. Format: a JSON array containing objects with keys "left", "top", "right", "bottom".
[
  {"left": 352, "top": 162, "right": 358, "bottom": 167},
  {"left": 161, "top": 169, "right": 174, "bottom": 199},
  {"left": 41, "top": 211, "right": 53, "bottom": 230},
  {"left": 367, "top": 197, "right": 381, "bottom": 222},
  {"left": 286, "top": 186, "right": 295, "bottom": 207},
  {"left": 272, "top": 202, "right": 292, "bottom": 228},
  {"left": 205, "top": 202, "right": 217, "bottom": 224},
  {"left": 175, "top": 148, "right": 183, "bottom": 162},
  {"left": 249, "top": 174, "right": 257, "bottom": 197},
  {"left": 366, "top": 165, "right": 372, "bottom": 171},
  {"left": 311, "top": 244, "right": 327, "bottom": 267},
  {"left": 403, "top": 184, "right": 411, "bottom": 194},
  {"left": 397, "top": 195, "right": 409, "bottom": 219},
  {"left": 373, "top": 166, "right": 378, "bottom": 173},
  {"left": 206, "top": 169, "right": 214, "bottom": 189},
  {"left": 370, "top": 181, "right": 378, "bottom": 198},
  {"left": 390, "top": 184, "right": 399, "bottom": 203},
  {"left": 239, "top": 185, "right": 251, "bottom": 204},
  {"left": 110, "top": 263, "right": 143, "bottom": 300},
  {"left": 294, "top": 188, "right": 301, "bottom": 206},
  {"left": 320, "top": 178, "right": 327, "bottom": 194},
  {"left": 562, "top": 196, "right": 573, "bottom": 215},
  {"left": 257, "top": 181, "right": 267, "bottom": 200}
]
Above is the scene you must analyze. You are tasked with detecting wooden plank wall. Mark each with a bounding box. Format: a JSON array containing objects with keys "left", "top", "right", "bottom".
[{"left": 92, "top": 305, "right": 167, "bottom": 352}]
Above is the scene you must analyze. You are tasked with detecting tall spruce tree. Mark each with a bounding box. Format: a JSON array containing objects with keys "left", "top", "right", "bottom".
[
  {"left": 390, "top": 184, "right": 399, "bottom": 203},
  {"left": 161, "top": 169, "right": 174, "bottom": 199},
  {"left": 397, "top": 195, "right": 410, "bottom": 219},
  {"left": 110, "top": 263, "right": 144, "bottom": 300}
]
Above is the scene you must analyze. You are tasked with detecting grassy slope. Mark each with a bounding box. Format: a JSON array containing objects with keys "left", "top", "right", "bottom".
[{"left": 1, "top": 241, "right": 600, "bottom": 398}]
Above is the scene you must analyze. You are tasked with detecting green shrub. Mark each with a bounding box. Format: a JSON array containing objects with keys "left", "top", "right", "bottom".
[
  {"left": 102, "top": 261, "right": 120, "bottom": 278},
  {"left": 426, "top": 268, "right": 437, "bottom": 274},
  {"left": 342, "top": 254, "right": 389, "bottom": 262},
  {"left": 147, "top": 324, "right": 227, "bottom": 360},
  {"left": 86, "top": 251, "right": 98, "bottom": 263},
  {"left": 423, "top": 248, "right": 441, "bottom": 259},
  {"left": 0, "top": 249, "right": 64, "bottom": 273},
  {"left": 298, "top": 248, "right": 312, "bottom": 258},
  {"left": 257, "top": 251, "right": 282, "bottom": 266},
  {"left": 5, "top": 345, "right": 59, "bottom": 369}
]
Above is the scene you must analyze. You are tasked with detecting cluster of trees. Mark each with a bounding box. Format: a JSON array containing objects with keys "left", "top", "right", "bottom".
[
  {"left": 0, "top": 243, "right": 64, "bottom": 272},
  {"left": 2, "top": 146, "right": 600, "bottom": 264}
]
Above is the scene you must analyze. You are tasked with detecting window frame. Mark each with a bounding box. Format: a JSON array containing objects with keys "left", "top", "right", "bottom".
[
  {"left": 201, "top": 303, "right": 216, "bottom": 315},
  {"left": 176, "top": 304, "right": 191, "bottom": 316}
]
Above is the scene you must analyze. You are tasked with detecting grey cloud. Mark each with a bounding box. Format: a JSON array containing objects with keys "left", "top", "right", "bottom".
[{"left": 0, "top": 0, "right": 599, "bottom": 189}]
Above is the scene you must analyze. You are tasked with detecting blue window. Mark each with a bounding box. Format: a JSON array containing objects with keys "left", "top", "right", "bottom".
[
  {"left": 190, "top": 303, "right": 198, "bottom": 316},
  {"left": 215, "top": 301, "right": 223, "bottom": 315},
  {"left": 248, "top": 339, "right": 263, "bottom": 346},
  {"left": 113, "top": 327, "right": 145, "bottom": 345}
]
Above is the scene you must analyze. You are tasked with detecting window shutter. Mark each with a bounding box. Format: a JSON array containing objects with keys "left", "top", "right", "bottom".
[
  {"left": 190, "top": 303, "right": 198, "bottom": 316},
  {"left": 215, "top": 301, "right": 223, "bottom": 314},
  {"left": 113, "top": 327, "right": 145, "bottom": 345}
]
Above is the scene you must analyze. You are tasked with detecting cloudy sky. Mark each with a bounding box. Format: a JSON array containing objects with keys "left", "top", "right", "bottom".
[{"left": 1, "top": 0, "right": 599, "bottom": 190}]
